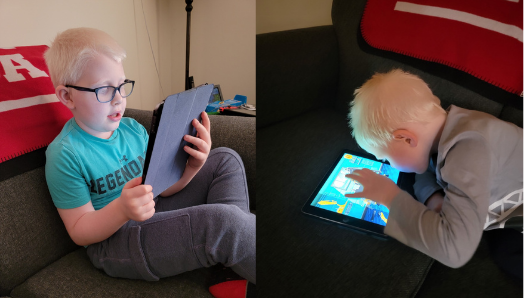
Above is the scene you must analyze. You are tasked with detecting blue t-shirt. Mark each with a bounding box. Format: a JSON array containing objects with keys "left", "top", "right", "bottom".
[{"left": 45, "top": 117, "right": 149, "bottom": 210}]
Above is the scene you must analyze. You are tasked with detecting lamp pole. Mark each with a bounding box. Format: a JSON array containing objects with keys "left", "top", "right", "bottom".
[{"left": 185, "top": 0, "right": 193, "bottom": 90}]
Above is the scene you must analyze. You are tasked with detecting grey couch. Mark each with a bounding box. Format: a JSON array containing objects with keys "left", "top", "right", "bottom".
[
  {"left": 257, "top": 0, "right": 522, "bottom": 297},
  {"left": 0, "top": 110, "right": 255, "bottom": 297}
]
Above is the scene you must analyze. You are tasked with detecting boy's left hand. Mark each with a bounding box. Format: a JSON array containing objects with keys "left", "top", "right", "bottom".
[
  {"left": 345, "top": 168, "right": 401, "bottom": 208},
  {"left": 184, "top": 111, "right": 212, "bottom": 170}
]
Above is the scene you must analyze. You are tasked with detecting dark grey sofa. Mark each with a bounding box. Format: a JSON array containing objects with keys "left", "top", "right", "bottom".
[
  {"left": 257, "top": 0, "right": 522, "bottom": 297},
  {"left": 0, "top": 110, "right": 255, "bottom": 297}
]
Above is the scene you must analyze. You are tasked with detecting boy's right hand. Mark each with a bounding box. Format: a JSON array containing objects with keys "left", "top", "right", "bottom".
[
  {"left": 118, "top": 177, "right": 155, "bottom": 222},
  {"left": 345, "top": 168, "right": 400, "bottom": 209}
]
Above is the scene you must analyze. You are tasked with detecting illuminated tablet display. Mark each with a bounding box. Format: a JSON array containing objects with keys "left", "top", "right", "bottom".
[{"left": 310, "top": 153, "right": 400, "bottom": 226}]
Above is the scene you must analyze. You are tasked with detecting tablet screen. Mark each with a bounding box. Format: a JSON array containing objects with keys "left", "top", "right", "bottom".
[{"left": 310, "top": 153, "right": 400, "bottom": 226}]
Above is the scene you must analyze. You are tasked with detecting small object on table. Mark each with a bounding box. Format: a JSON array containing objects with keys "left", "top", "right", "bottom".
[
  {"left": 240, "top": 104, "right": 256, "bottom": 111},
  {"left": 219, "top": 106, "right": 240, "bottom": 113},
  {"left": 205, "top": 94, "right": 247, "bottom": 113}
]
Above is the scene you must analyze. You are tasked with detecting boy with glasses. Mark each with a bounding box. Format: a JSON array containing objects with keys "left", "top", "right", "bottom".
[{"left": 44, "top": 28, "right": 255, "bottom": 296}]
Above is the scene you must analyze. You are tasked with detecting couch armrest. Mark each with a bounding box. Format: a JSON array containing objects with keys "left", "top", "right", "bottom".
[
  {"left": 208, "top": 115, "right": 256, "bottom": 209},
  {"left": 256, "top": 26, "right": 339, "bottom": 129},
  {"left": 125, "top": 109, "right": 256, "bottom": 209}
]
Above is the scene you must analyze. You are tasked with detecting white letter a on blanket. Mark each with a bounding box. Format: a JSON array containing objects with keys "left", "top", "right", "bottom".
[{"left": 0, "top": 54, "right": 48, "bottom": 82}]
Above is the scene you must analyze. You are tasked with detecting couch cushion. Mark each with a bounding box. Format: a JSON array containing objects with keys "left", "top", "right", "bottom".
[
  {"left": 206, "top": 115, "right": 256, "bottom": 208},
  {"left": 499, "top": 105, "right": 523, "bottom": 128},
  {"left": 124, "top": 108, "right": 154, "bottom": 132},
  {"left": 256, "top": 26, "right": 339, "bottom": 129},
  {"left": 10, "top": 249, "right": 213, "bottom": 298},
  {"left": 258, "top": 107, "right": 433, "bottom": 297},
  {"left": 416, "top": 236, "right": 522, "bottom": 297},
  {"left": 0, "top": 167, "right": 78, "bottom": 295}
]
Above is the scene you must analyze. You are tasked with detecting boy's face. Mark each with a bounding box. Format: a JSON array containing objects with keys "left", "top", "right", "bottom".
[
  {"left": 367, "top": 138, "right": 429, "bottom": 174},
  {"left": 66, "top": 53, "right": 127, "bottom": 139}
]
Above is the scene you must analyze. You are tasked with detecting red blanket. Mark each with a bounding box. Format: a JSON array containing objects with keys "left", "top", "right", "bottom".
[
  {"left": 0, "top": 45, "right": 72, "bottom": 163},
  {"left": 361, "top": 0, "right": 523, "bottom": 95}
]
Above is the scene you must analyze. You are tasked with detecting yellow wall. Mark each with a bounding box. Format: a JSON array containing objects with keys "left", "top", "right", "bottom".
[
  {"left": 256, "top": 0, "right": 333, "bottom": 34},
  {"left": 0, "top": 0, "right": 255, "bottom": 110}
]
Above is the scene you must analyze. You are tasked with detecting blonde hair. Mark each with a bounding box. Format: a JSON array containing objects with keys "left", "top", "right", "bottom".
[
  {"left": 44, "top": 27, "right": 126, "bottom": 87},
  {"left": 349, "top": 69, "right": 446, "bottom": 150}
]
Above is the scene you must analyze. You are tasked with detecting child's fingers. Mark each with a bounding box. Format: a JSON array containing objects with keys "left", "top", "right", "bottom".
[
  {"left": 184, "top": 145, "right": 207, "bottom": 160},
  {"left": 345, "top": 192, "right": 364, "bottom": 198},
  {"left": 345, "top": 173, "right": 364, "bottom": 183},
  {"left": 345, "top": 188, "right": 370, "bottom": 199},
  {"left": 137, "top": 194, "right": 155, "bottom": 210},
  {"left": 124, "top": 176, "right": 143, "bottom": 189},
  {"left": 127, "top": 185, "right": 153, "bottom": 200},
  {"left": 141, "top": 208, "right": 155, "bottom": 222},
  {"left": 143, "top": 196, "right": 155, "bottom": 209},
  {"left": 201, "top": 111, "right": 211, "bottom": 134},
  {"left": 192, "top": 119, "right": 211, "bottom": 144},
  {"left": 136, "top": 200, "right": 155, "bottom": 221},
  {"left": 184, "top": 135, "right": 210, "bottom": 152}
]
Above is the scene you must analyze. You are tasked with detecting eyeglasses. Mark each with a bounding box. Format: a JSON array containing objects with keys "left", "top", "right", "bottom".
[{"left": 66, "top": 79, "right": 135, "bottom": 103}]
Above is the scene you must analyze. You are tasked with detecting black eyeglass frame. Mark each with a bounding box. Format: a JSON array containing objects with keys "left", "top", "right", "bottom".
[{"left": 65, "top": 79, "right": 135, "bottom": 103}]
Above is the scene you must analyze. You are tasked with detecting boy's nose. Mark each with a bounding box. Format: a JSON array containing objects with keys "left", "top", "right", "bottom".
[{"left": 112, "top": 91, "right": 123, "bottom": 105}]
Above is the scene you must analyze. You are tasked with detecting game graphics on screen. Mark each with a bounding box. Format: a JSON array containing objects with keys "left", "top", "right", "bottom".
[{"left": 310, "top": 154, "right": 400, "bottom": 226}]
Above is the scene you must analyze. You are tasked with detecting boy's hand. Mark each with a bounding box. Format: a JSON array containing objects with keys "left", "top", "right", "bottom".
[
  {"left": 426, "top": 191, "right": 444, "bottom": 213},
  {"left": 345, "top": 168, "right": 401, "bottom": 208},
  {"left": 118, "top": 177, "right": 155, "bottom": 222},
  {"left": 184, "top": 111, "right": 212, "bottom": 170},
  {"left": 158, "top": 113, "right": 211, "bottom": 197}
]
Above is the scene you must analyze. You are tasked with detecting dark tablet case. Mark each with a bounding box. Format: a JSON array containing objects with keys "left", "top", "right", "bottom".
[{"left": 144, "top": 84, "right": 213, "bottom": 197}]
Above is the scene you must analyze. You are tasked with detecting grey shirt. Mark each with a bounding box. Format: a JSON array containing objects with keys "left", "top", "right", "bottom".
[{"left": 384, "top": 105, "right": 523, "bottom": 268}]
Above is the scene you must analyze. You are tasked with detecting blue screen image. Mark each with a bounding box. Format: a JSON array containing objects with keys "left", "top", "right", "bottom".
[
  {"left": 208, "top": 87, "right": 221, "bottom": 104},
  {"left": 310, "top": 153, "right": 400, "bottom": 226}
]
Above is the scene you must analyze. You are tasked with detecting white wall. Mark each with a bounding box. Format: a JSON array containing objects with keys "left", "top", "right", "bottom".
[
  {"left": 257, "top": 0, "right": 333, "bottom": 34},
  {"left": 158, "top": 0, "right": 256, "bottom": 105},
  {"left": 0, "top": 0, "right": 255, "bottom": 110}
]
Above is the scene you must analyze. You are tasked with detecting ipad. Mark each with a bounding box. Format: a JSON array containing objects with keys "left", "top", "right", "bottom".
[
  {"left": 302, "top": 150, "right": 404, "bottom": 240},
  {"left": 141, "top": 84, "right": 213, "bottom": 197}
]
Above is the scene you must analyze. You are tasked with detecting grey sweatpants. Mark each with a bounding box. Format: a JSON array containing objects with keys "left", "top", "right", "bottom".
[{"left": 86, "top": 147, "right": 256, "bottom": 284}]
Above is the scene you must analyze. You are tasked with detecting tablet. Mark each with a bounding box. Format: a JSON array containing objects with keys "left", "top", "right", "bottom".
[
  {"left": 141, "top": 84, "right": 213, "bottom": 197},
  {"left": 301, "top": 150, "right": 404, "bottom": 240}
]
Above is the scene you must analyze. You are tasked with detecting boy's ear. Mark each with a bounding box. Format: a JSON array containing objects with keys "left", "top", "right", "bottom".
[
  {"left": 392, "top": 129, "right": 418, "bottom": 147},
  {"left": 55, "top": 85, "right": 75, "bottom": 110}
]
